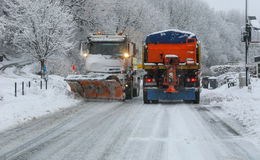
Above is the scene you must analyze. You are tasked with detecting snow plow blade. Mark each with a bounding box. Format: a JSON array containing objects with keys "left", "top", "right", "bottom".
[{"left": 65, "top": 75, "right": 125, "bottom": 100}]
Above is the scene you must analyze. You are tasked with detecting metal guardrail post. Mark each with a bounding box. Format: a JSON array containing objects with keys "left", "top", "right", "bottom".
[
  {"left": 15, "top": 82, "right": 17, "bottom": 97},
  {"left": 45, "top": 80, "right": 47, "bottom": 90},
  {"left": 22, "top": 82, "right": 24, "bottom": 95}
]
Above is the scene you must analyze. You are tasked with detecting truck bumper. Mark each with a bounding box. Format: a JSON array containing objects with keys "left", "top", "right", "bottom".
[{"left": 146, "top": 88, "right": 197, "bottom": 101}]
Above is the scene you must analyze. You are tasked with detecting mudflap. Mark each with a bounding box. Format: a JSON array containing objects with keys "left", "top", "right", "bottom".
[
  {"left": 146, "top": 88, "right": 196, "bottom": 101},
  {"left": 66, "top": 80, "right": 125, "bottom": 100}
]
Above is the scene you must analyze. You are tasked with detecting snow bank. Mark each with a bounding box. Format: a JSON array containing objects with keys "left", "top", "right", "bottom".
[
  {"left": 201, "top": 78, "right": 260, "bottom": 145},
  {"left": 210, "top": 64, "right": 245, "bottom": 75},
  {"left": 0, "top": 64, "right": 80, "bottom": 132}
]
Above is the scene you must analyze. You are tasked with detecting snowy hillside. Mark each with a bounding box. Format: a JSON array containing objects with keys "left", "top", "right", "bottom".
[{"left": 0, "top": 64, "right": 80, "bottom": 132}]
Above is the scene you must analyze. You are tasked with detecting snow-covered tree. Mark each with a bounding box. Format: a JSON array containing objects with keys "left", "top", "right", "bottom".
[
  {"left": 0, "top": 2, "right": 4, "bottom": 39},
  {"left": 0, "top": 0, "right": 249, "bottom": 73},
  {"left": 148, "top": 0, "right": 244, "bottom": 67},
  {"left": 59, "top": 0, "right": 102, "bottom": 41},
  {"left": 3, "top": 0, "right": 75, "bottom": 77},
  {"left": 0, "top": 22, "right": 4, "bottom": 39}
]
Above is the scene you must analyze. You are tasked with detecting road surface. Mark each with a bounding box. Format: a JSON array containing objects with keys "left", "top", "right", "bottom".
[{"left": 0, "top": 97, "right": 260, "bottom": 160}]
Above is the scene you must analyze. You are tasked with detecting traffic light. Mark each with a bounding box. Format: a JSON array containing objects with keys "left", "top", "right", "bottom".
[
  {"left": 241, "top": 24, "right": 252, "bottom": 42},
  {"left": 72, "top": 65, "right": 76, "bottom": 71},
  {"left": 241, "top": 30, "right": 247, "bottom": 42}
]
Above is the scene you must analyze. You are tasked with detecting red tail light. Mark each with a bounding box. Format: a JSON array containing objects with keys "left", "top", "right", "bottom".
[
  {"left": 186, "top": 78, "right": 198, "bottom": 83},
  {"left": 191, "top": 78, "right": 198, "bottom": 82},
  {"left": 145, "top": 78, "right": 153, "bottom": 83}
]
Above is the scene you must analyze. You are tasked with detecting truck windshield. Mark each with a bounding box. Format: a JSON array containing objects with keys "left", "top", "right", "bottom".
[{"left": 89, "top": 42, "right": 126, "bottom": 55}]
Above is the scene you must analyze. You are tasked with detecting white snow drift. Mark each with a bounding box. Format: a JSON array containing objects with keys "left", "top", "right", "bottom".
[
  {"left": 202, "top": 77, "right": 260, "bottom": 146},
  {"left": 0, "top": 64, "right": 80, "bottom": 132}
]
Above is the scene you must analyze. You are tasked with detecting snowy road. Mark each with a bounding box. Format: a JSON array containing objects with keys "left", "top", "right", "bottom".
[{"left": 0, "top": 97, "right": 260, "bottom": 160}]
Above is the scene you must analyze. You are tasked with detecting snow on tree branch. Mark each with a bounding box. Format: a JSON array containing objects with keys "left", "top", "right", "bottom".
[{"left": 3, "top": 0, "right": 76, "bottom": 62}]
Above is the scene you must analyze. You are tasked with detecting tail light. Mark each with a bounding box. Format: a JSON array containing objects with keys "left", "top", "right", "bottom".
[
  {"left": 145, "top": 78, "right": 153, "bottom": 83},
  {"left": 186, "top": 78, "right": 198, "bottom": 83},
  {"left": 144, "top": 77, "right": 157, "bottom": 87},
  {"left": 191, "top": 78, "right": 198, "bottom": 82}
]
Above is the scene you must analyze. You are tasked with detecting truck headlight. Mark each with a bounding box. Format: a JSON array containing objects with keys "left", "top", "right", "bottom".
[
  {"left": 82, "top": 53, "right": 88, "bottom": 57},
  {"left": 123, "top": 52, "right": 130, "bottom": 58}
]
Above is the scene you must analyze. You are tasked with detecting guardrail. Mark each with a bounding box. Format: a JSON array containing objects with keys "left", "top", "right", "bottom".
[{"left": 14, "top": 80, "right": 48, "bottom": 97}]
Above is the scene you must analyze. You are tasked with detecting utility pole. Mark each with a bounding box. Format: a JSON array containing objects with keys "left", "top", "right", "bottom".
[{"left": 245, "top": 0, "right": 249, "bottom": 86}]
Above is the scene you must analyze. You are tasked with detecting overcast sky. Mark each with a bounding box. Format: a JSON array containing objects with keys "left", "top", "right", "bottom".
[{"left": 202, "top": 0, "right": 260, "bottom": 20}]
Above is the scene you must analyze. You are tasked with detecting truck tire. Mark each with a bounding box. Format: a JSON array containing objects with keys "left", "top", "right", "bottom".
[
  {"left": 143, "top": 89, "right": 150, "bottom": 104},
  {"left": 151, "top": 100, "right": 159, "bottom": 104},
  {"left": 193, "top": 91, "right": 200, "bottom": 104},
  {"left": 125, "top": 81, "right": 133, "bottom": 100},
  {"left": 133, "top": 88, "right": 138, "bottom": 97}
]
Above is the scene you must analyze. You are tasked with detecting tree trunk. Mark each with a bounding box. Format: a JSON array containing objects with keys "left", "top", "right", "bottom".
[{"left": 40, "top": 60, "right": 45, "bottom": 79}]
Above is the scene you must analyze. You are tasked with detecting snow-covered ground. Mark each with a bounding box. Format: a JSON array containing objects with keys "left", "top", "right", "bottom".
[
  {"left": 1, "top": 64, "right": 260, "bottom": 159},
  {"left": 202, "top": 77, "right": 260, "bottom": 146},
  {"left": 0, "top": 63, "right": 80, "bottom": 132}
]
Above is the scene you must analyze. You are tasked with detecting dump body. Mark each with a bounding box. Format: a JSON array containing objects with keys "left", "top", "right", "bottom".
[
  {"left": 143, "top": 30, "right": 201, "bottom": 104},
  {"left": 65, "top": 33, "right": 140, "bottom": 100}
]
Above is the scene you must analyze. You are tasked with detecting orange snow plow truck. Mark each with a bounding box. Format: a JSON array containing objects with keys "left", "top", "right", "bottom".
[
  {"left": 142, "top": 29, "right": 201, "bottom": 104},
  {"left": 65, "top": 33, "right": 140, "bottom": 100}
]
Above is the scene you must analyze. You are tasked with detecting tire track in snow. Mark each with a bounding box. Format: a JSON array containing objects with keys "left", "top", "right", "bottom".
[
  {"left": 1, "top": 100, "right": 260, "bottom": 160},
  {"left": 195, "top": 106, "right": 240, "bottom": 137},
  {"left": 0, "top": 102, "right": 124, "bottom": 160}
]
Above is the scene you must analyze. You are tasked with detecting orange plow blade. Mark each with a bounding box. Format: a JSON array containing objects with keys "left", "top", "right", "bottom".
[{"left": 66, "top": 80, "right": 125, "bottom": 100}]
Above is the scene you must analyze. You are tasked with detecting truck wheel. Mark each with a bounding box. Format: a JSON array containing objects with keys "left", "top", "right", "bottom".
[
  {"left": 193, "top": 91, "right": 200, "bottom": 104},
  {"left": 143, "top": 89, "right": 150, "bottom": 104},
  {"left": 133, "top": 88, "right": 138, "bottom": 97},
  {"left": 125, "top": 81, "right": 133, "bottom": 100},
  {"left": 151, "top": 100, "right": 159, "bottom": 104}
]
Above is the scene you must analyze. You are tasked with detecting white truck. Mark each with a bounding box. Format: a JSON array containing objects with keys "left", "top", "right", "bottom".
[{"left": 65, "top": 33, "right": 140, "bottom": 100}]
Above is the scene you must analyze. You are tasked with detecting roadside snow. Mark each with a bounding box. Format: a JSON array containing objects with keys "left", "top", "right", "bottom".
[
  {"left": 0, "top": 64, "right": 80, "bottom": 132},
  {"left": 201, "top": 78, "right": 260, "bottom": 145}
]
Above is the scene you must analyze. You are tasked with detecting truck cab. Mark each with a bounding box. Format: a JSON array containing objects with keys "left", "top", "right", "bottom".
[{"left": 65, "top": 33, "right": 140, "bottom": 100}]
